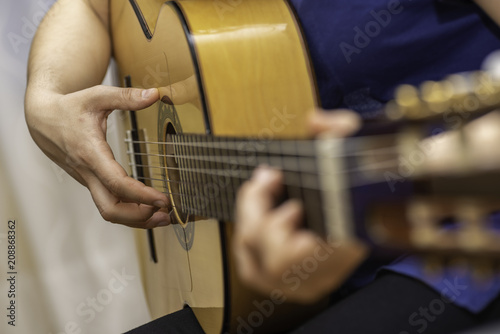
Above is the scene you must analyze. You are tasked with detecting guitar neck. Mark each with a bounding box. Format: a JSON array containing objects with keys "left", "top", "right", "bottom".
[
  {"left": 171, "top": 134, "right": 319, "bottom": 220},
  {"left": 165, "top": 133, "right": 400, "bottom": 236},
  {"left": 129, "top": 119, "right": 500, "bottom": 259}
]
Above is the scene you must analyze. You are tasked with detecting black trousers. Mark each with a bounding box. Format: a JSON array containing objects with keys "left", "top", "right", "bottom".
[{"left": 125, "top": 272, "right": 500, "bottom": 334}]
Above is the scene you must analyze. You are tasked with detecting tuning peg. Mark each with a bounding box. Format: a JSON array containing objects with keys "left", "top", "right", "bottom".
[
  {"left": 390, "top": 84, "right": 426, "bottom": 120},
  {"left": 420, "top": 80, "right": 453, "bottom": 115},
  {"left": 446, "top": 73, "right": 472, "bottom": 96},
  {"left": 455, "top": 201, "right": 487, "bottom": 252},
  {"left": 408, "top": 200, "right": 438, "bottom": 248},
  {"left": 443, "top": 74, "right": 475, "bottom": 116},
  {"left": 388, "top": 70, "right": 500, "bottom": 122},
  {"left": 472, "top": 71, "right": 500, "bottom": 107},
  {"left": 385, "top": 100, "right": 404, "bottom": 121},
  {"left": 423, "top": 255, "right": 444, "bottom": 278}
]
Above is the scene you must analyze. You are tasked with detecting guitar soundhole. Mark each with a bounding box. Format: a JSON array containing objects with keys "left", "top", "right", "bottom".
[{"left": 164, "top": 123, "right": 188, "bottom": 224}]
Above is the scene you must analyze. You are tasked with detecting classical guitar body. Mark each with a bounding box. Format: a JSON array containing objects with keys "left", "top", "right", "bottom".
[{"left": 111, "top": 0, "right": 324, "bottom": 332}]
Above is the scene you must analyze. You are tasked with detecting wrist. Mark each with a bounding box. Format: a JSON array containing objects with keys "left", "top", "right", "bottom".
[{"left": 24, "top": 86, "right": 63, "bottom": 125}]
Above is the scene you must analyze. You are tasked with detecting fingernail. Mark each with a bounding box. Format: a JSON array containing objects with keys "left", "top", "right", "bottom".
[
  {"left": 253, "top": 166, "right": 277, "bottom": 183},
  {"left": 161, "top": 95, "right": 173, "bottom": 105},
  {"left": 330, "top": 112, "right": 361, "bottom": 129},
  {"left": 142, "top": 88, "right": 157, "bottom": 99},
  {"left": 153, "top": 200, "right": 167, "bottom": 208},
  {"left": 335, "top": 113, "right": 355, "bottom": 125},
  {"left": 157, "top": 220, "right": 170, "bottom": 227}
]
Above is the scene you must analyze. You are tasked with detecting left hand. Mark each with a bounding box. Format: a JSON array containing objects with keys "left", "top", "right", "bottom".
[{"left": 233, "top": 110, "right": 368, "bottom": 304}]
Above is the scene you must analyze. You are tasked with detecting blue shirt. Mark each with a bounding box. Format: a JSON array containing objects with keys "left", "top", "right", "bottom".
[
  {"left": 291, "top": 0, "right": 500, "bottom": 114},
  {"left": 289, "top": 0, "right": 500, "bottom": 313}
]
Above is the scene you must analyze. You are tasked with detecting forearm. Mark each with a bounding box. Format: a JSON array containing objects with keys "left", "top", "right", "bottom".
[
  {"left": 26, "top": 0, "right": 111, "bottom": 98},
  {"left": 475, "top": 0, "right": 500, "bottom": 27}
]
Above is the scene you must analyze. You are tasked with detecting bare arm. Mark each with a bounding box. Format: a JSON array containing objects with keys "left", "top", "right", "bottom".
[
  {"left": 25, "top": 0, "right": 171, "bottom": 228},
  {"left": 474, "top": 0, "right": 500, "bottom": 26},
  {"left": 26, "top": 0, "right": 110, "bottom": 94}
]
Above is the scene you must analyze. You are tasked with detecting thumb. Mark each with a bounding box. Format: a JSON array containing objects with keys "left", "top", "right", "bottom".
[
  {"left": 85, "top": 85, "right": 159, "bottom": 111},
  {"left": 308, "top": 109, "right": 361, "bottom": 137},
  {"left": 158, "top": 75, "right": 197, "bottom": 105}
]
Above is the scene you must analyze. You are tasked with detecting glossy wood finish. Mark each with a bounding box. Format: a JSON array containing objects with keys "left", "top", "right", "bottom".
[{"left": 176, "top": 0, "right": 318, "bottom": 137}]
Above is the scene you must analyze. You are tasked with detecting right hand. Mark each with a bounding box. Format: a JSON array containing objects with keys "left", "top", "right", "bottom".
[{"left": 25, "top": 85, "right": 171, "bottom": 228}]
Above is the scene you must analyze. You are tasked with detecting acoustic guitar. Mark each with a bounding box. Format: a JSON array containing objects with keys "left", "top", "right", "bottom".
[{"left": 110, "top": 0, "right": 500, "bottom": 333}]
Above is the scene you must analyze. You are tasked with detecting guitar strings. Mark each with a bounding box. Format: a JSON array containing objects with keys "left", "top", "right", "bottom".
[
  {"left": 125, "top": 137, "right": 404, "bottom": 192},
  {"left": 155, "top": 184, "right": 268, "bottom": 219},
  {"left": 136, "top": 180, "right": 248, "bottom": 219},
  {"left": 132, "top": 157, "right": 318, "bottom": 174},
  {"left": 145, "top": 183, "right": 337, "bottom": 222},
  {"left": 126, "top": 145, "right": 399, "bottom": 159},
  {"left": 128, "top": 149, "right": 397, "bottom": 172},
  {"left": 125, "top": 135, "right": 398, "bottom": 157},
  {"left": 132, "top": 156, "right": 399, "bottom": 181},
  {"left": 135, "top": 168, "right": 393, "bottom": 220},
  {"left": 126, "top": 139, "right": 320, "bottom": 156},
  {"left": 137, "top": 172, "right": 319, "bottom": 191},
  {"left": 125, "top": 146, "right": 399, "bottom": 175},
  {"left": 132, "top": 154, "right": 399, "bottom": 191},
  {"left": 129, "top": 177, "right": 238, "bottom": 215}
]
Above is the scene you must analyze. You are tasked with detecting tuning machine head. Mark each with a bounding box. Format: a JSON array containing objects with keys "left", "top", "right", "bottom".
[{"left": 386, "top": 70, "right": 500, "bottom": 123}]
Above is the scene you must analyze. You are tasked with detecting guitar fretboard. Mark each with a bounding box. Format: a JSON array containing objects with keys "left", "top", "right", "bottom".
[
  {"left": 166, "top": 134, "right": 326, "bottom": 232},
  {"left": 126, "top": 131, "right": 402, "bottom": 235}
]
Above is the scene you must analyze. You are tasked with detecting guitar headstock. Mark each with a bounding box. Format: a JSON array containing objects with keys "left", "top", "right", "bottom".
[
  {"left": 339, "top": 71, "right": 500, "bottom": 272},
  {"left": 386, "top": 70, "right": 500, "bottom": 122}
]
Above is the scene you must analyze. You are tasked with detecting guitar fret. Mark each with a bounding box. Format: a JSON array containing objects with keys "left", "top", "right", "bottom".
[
  {"left": 212, "top": 136, "right": 226, "bottom": 220},
  {"left": 191, "top": 136, "right": 201, "bottom": 215},
  {"left": 182, "top": 193, "right": 235, "bottom": 221},
  {"left": 294, "top": 140, "right": 307, "bottom": 215},
  {"left": 267, "top": 141, "right": 284, "bottom": 170},
  {"left": 187, "top": 135, "right": 198, "bottom": 216},
  {"left": 201, "top": 135, "right": 216, "bottom": 219},
  {"left": 183, "top": 137, "right": 192, "bottom": 215},
  {"left": 198, "top": 135, "right": 212, "bottom": 218},
  {"left": 301, "top": 155, "right": 324, "bottom": 236},
  {"left": 206, "top": 135, "right": 219, "bottom": 219},
  {"left": 200, "top": 136, "right": 213, "bottom": 218},
  {"left": 282, "top": 140, "right": 302, "bottom": 204},
  {"left": 185, "top": 135, "right": 195, "bottom": 215},
  {"left": 316, "top": 138, "right": 353, "bottom": 240},
  {"left": 173, "top": 136, "right": 184, "bottom": 212},
  {"left": 225, "top": 137, "right": 240, "bottom": 220},
  {"left": 215, "top": 136, "right": 229, "bottom": 221},
  {"left": 180, "top": 135, "right": 190, "bottom": 216},
  {"left": 169, "top": 135, "right": 329, "bottom": 223},
  {"left": 191, "top": 135, "right": 205, "bottom": 216}
]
